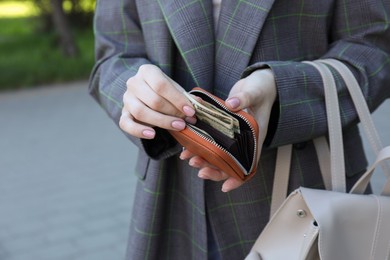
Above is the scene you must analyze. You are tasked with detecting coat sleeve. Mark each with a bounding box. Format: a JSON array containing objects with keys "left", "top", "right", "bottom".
[
  {"left": 244, "top": 0, "right": 390, "bottom": 148},
  {"left": 89, "top": 0, "right": 181, "bottom": 160}
]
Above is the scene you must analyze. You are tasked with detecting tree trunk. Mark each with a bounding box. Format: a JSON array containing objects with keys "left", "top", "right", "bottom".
[{"left": 50, "top": 0, "right": 79, "bottom": 57}]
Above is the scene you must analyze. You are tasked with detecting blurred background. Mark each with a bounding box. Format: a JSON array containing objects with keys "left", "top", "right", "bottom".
[
  {"left": 0, "top": 1, "right": 389, "bottom": 260},
  {"left": 0, "top": 1, "right": 139, "bottom": 259},
  {"left": 0, "top": 0, "right": 94, "bottom": 89}
]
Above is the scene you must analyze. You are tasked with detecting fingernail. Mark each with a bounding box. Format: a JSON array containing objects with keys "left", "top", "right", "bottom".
[
  {"left": 185, "top": 116, "right": 197, "bottom": 125},
  {"left": 198, "top": 173, "right": 205, "bottom": 178},
  {"left": 142, "top": 129, "right": 155, "bottom": 138},
  {"left": 221, "top": 184, "right": 230, "bottom": 192},
  {"left": 226, "top": 97, "right": 240, "bottom": 109},
  {"left": 172, "top": 120, "right": 186, "bottom": 130},
  {"left": 183, "top": 106, "right": 195, "bottom": 117}
]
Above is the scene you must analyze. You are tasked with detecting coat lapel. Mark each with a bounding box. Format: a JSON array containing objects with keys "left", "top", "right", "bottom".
[
  {"left": 215, "top": 0, "right": 275, "bottom": 98},
  {"left": 158, "top": 0, "right": 215, "bottom": 91}
]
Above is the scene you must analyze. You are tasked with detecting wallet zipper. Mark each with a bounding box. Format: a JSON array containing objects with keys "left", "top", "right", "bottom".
[
  {"left": 187, "top": 124, "right": 248, "bottom": 174},
  {"left": 189, "top": 89, "right": 258, "bottom": 176}
]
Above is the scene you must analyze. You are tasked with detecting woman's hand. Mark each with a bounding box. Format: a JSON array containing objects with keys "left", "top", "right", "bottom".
[
  {"left": 180, "top": 69, "right": 277, "bottom": 192},
  {"left": 119, "top": 64, "right": 196, "bottom": 139}
]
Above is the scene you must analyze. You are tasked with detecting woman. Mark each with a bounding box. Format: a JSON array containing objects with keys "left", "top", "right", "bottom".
[{"left": 89, "top": 0, "right": 390, "bottom": 259}]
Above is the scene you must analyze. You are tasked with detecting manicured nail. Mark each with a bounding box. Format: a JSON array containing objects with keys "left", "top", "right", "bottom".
[
  {"left": 221, "top": 184, "right": 230, "bottom": 193},
  {"left": 172, "top": 120, "right": 186, "bottom": 130},
  {"left": 142, "top": 129, "right": 155, "bottom": 138},
  {"left": 185, "top": 116, "right": 197, "bottom": 125},
  {"left": 226, "top": 97, "right": 240, "bottom": 109},
  {"left": 183, "top": 106, "right": 195, "bottom": 117},
  {"left": 179, "top": 147, "right": 186, "bottom": 160}
]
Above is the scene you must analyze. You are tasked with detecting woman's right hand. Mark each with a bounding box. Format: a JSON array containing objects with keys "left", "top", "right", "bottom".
[{"left": 119, "top": 64, "right": 196, "bottom": 139}]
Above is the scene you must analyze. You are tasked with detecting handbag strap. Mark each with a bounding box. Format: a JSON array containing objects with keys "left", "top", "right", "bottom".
[
  {"left": 319, "top": 59, "right": 390, "bottom": 194},
  {"left": 319, "top": 59, "right": 390, "bottom": 175},
  {"left": 271, "top": 59, "right": 390, "bottom": 217},
  {"left": 303, "top": 61, "right": 346, "bottom": 192},
  {"left": 270, "top": 61, "right": 345, "bottom": 217},
  {"left": 351, "top": 146, "right": 390, "bottom": 195},
  {"left": 319, "top": 59, "right": 384, "bottom": 154},
  {"left": 313, "top": 136, "right": 332, "bottom": 190},
  {"left": 270, "top": 145, "right": 292, "bottom": 216},
  {"left": 271, "top": 58, "right": 390, "bottom": 215},
  {"left": 271, "top": 137, "right": 331, "bottom": 217}
]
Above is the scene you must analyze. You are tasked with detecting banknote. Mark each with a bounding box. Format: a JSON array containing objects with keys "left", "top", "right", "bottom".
[
  {"left": 196, "top": 110, "right": 235, "bottom": 138},
  {"left": 201, "top": 101, "right": 240, "bottom": 134},
  {"left": 183, "top": 92, "right": 240, "bottom": 138}
]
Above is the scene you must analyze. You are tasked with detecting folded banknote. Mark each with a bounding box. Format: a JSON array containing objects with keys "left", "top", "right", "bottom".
[{"left": 183, "top": 91, "right": 240, "bottom": 138}]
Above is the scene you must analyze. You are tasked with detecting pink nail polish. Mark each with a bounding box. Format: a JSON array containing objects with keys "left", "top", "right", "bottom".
[
  {"left": 185, "top": 116, "right": 197, "bottom": 125},
  {"left": 142, "top": 129, "right": 155, "bottom": 138},
  {"left": 172, "top": 120, "right": 186, "bottom": 130},
  {"left": 226, "top": 98, "right": 240, "bottom": 109},
  {"left": 198, "top": 173, "right": 205, "bottom": 178},
  {"left": 183, "top": 106, "right": 195, "bottom": 117}
]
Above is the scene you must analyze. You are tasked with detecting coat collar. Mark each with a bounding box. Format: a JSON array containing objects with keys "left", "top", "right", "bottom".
[
  {"left": 158, "top": 0, "right": 275, "bottom": 93},
  {"left": 214, "top": 0, "right": 275, "bottom": 96},
  {"left": 157, "top": 0, "right": 215, "bottom": 91}
]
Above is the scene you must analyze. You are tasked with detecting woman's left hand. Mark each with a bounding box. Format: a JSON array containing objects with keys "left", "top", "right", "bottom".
[{"left": 180, "top": 69, "right": 277, "bottom": 192}]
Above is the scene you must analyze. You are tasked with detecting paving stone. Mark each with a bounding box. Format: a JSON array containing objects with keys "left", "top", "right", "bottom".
[
  {"left": 0, "top": 235, "right": 47, "bottom": 255},
  {"left": 0, "top": 82, "right": 137, "bottom": 260},
  {"left": 6, "top": 242, "right": 80, "bottom": 260},
  {"left": 75, "top": 245, "right": 126, "bottom": 260}
]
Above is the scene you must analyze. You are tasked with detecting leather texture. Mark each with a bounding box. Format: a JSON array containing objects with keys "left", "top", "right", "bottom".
[
  {"left": 246, "top": 60, "right": 390, "bottom": 260},
  {"left": 246, "top": 189, "right": 318, "bottom": 260},
  {"left": 169, "top": 87, "right": 259, "bottom": 181},
  {"left": 302, "top": 179, "right": 390, "bottom": 260}
]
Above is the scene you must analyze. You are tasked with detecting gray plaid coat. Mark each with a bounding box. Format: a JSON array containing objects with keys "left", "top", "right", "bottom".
[{"left": 89, "top": 0, "right": 390, "bottom": 259}]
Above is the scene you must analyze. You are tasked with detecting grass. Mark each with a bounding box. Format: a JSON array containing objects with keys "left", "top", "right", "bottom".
[{"left": 0, "top": 16, "right": 95, "bottom": 90}]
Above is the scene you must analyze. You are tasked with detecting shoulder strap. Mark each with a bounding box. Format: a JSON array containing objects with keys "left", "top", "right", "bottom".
[
  {"left": 270, "top": 144, "right": 292, "bottom": 216},
  {"left": 351, "top": 146, "right": 390, "bottom": 195},
  {"left": 271, "top": 137, "right": 331, "bottom": 217},
  {"left": 270, "top": 61, "right": 345, "bottom": 217},
  {"left": 303, "top": 61, "right": 346, "bottom": 192},
  {"left": 319, "top": 59, "right": 390, "bottom": 194}
]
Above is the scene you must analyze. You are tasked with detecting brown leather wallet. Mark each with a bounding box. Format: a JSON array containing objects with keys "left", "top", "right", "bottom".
[{"left": 169, "top": 87, "right": 259, "bottom": 182}]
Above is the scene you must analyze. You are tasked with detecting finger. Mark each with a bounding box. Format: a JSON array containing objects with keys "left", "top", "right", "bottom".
[
  {"left": 138, "top": 65, "right": 195, "bottom": 117},
  {"left": 221, "top": 177, "right": 244, "bottom": 192},
  {"left": 119, "top": 108, "right": 156, "bottom": 139},
  {"left": 180, "top": 148, "right": 194, "bottom": 160},
  {"left": 185, "top": 116, "right": 197, "bottom": 125},
  {"left": 225, "top": 79, "right": 254, "bottom": 111},
  {"left": 188, "top": 155, "right": 210, "bottom": 168},
  {"left": 225, "top": 69, "right": 276, "bottom": 112},
  {"left": 198, "top": 167, "right": 229, "bottom": 182},
  {"left": 123, "top": 94, "right": 187, "bottom": 131},
  {"left": 128, "top": 76, "right": 185, "bottom": 118}
]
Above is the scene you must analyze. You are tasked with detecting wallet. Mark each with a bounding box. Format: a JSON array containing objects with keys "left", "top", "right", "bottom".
[{"left": 169, "top": 87, "right": 259, "bottom": 182}]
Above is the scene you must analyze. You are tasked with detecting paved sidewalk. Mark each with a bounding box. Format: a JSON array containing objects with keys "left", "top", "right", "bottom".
[
  {"left": 0, "top": 82, "right": 138, "bottom": 260},
  {"left": 0, "top": 81, "right": 389, "bottom": 260}
]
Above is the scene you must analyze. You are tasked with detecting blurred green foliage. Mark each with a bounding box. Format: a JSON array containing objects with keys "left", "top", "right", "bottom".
[
  {"left": 0, "top": 1, "right": 39, "bottom": 17},
  {"left": 0, "top": 0, "right": 95, "bottom": 90}
]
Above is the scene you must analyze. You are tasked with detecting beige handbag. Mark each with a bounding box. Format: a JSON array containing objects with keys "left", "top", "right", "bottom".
[{"left": 246, "top": 59, "right": 390, "bottom": 260}]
